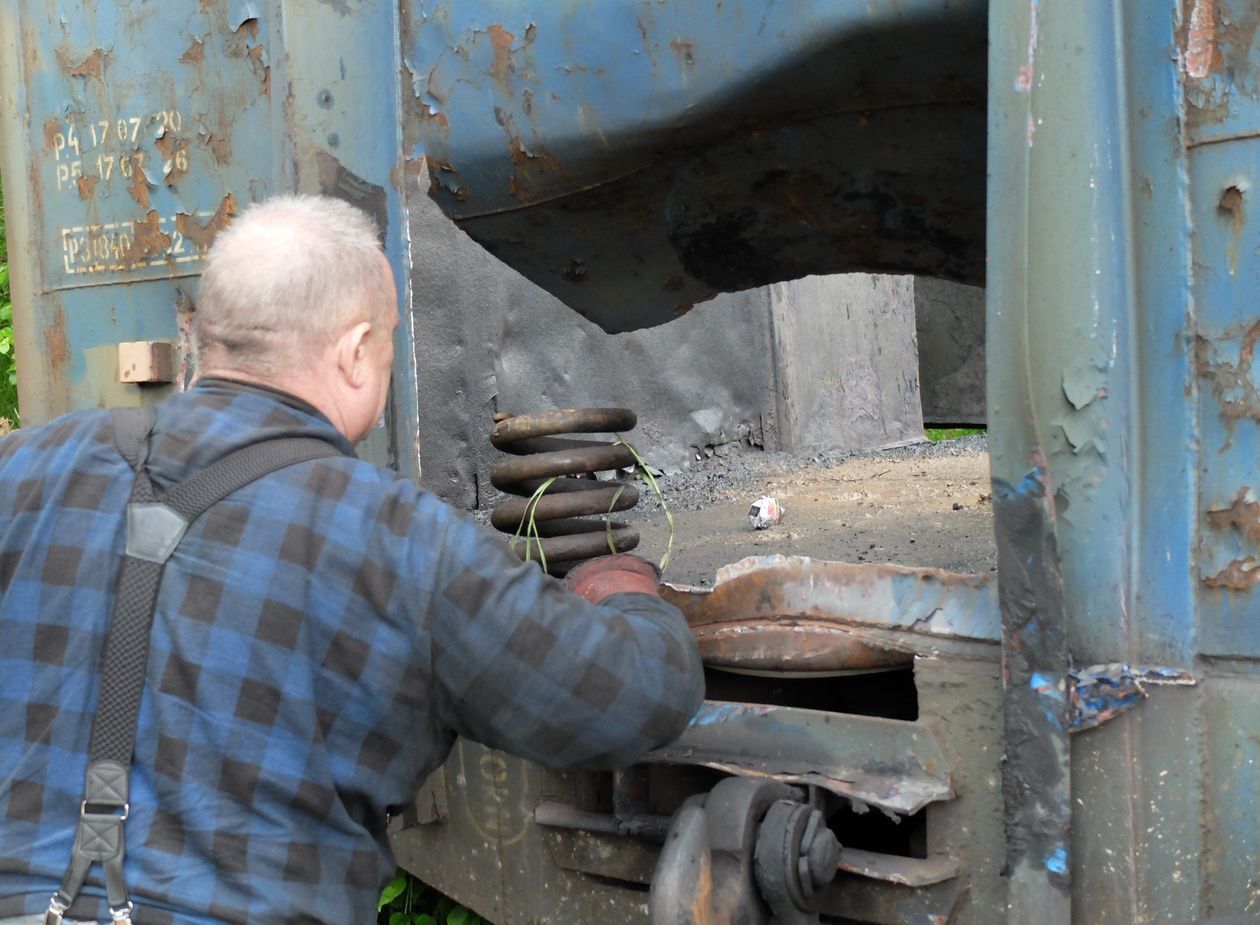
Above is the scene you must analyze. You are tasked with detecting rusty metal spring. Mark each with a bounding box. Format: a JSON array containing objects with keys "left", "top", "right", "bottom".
[{"left": 490, "top": 408, "right": 641, "bottom": 574}]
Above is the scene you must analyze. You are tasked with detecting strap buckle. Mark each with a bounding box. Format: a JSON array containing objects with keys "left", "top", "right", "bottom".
[
  {"left": 44, "top": 895, "right": 67, "bottom": 925},
  {"left": 111, "top": 900, "right": 134, "bottom": 925},
  {"left": 82, "top": 799, "right": 130, "bottom": 821}
]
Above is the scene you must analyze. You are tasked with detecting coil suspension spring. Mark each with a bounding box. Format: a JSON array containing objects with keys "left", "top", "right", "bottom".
[{"left": 490, "top": 408, "right": 641, "bottom": 575}]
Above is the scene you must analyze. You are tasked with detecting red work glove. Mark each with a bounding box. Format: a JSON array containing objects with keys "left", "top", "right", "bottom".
[{"left": 563, "top": 554, "right": 661, "bottom": 604}]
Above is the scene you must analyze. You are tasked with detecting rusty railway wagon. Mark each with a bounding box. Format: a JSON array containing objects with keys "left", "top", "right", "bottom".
[{"left": 2, "top": 2, "right": 1258, "bottom": 923}]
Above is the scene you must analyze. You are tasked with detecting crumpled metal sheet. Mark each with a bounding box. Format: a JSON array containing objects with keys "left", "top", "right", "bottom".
[
  {"left": 662, "top": 554, "right": 998, "bottom": 674},
  {"left": 648, "top": 700, "right": 954, "bottom": 816},
  {"left": 1068, "top": 663, "right": 1196, "bottom": 732}
]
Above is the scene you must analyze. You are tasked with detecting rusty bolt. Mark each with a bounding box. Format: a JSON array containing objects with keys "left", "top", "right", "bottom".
[{"left": 797, "top": 809, "right": 841, "bottom": 900}]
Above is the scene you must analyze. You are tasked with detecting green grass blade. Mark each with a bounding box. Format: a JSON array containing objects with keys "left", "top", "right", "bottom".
[{"left": 614, "top": 437, "right": 674, "bottom": 575}]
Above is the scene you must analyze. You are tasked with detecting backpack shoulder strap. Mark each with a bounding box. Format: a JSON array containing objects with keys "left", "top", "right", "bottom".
[
  {"left": 47, "top": 415, "right": 344, "bottom": 925},
  {"left": 110, "top": 406, "right": 156, "bottom": 472}
]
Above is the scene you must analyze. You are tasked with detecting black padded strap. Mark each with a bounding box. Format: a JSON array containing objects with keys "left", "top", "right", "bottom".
[
  {"left": 110, "top": 406, "right": 155, "bottom": 475},
  {"left": 50, "top": 407, "right": 344, "bottom": 922},
  {"left": 161, "top": 437, "right": 342, "bottom": 522}
]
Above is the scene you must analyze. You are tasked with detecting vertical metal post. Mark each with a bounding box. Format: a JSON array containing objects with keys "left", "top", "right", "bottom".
[
  {"left": 988, "top": 2, "right": 1145, "bottom": 920},
  {"left": 278, "top": 1, "right": 420, "bottom": 479}
]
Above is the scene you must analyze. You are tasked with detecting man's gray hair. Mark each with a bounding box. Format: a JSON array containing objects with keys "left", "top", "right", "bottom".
[{"left": 194, "top": 195, "right": 394, "bottom": 375}]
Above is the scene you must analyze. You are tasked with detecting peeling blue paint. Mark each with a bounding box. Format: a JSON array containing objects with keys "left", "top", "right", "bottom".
[
  {"left": 1069, "top": 663, "right": 1195, "bottom": 732},
  {"left": 688, "top": 702, "right": 775, "bottom": 728},
  {"left": 228, "top": 0, "right": 260, "bottom": 31},
  {"left": 1045, "top": 847, "right": 1068, "bottom": 876}
]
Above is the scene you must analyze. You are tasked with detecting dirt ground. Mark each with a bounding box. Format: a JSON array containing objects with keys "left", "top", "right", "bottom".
[{"left": 625, "top": 439, "right": 996, "bottom": 586}]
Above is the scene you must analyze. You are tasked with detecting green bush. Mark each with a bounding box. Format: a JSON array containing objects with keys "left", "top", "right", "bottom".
[
  {"left": 0, "top": 178, "right": 17, "bottom": 427},
  {"left": 378, "top": 871, "right": 489, "bottom": 925}
]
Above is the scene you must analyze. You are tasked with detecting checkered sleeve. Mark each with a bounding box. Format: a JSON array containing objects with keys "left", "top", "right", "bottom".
[{"left": 421, "top": 498, "right": 705, "bottom": 770}]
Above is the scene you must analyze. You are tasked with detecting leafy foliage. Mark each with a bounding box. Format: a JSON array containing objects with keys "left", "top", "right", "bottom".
[
  {"left": 0, "top": 177, "right": 18, "bottom": 426},
  {"left": 377, "top": 870, "right": 489, "bottom": 925}
]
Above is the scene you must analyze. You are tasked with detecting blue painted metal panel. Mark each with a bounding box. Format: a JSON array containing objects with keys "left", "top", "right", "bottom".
[
  {"left": 412, "top": 0, "right": 982, "bottom": 217},
  {"left": 0, "top": 0, "right": 419, "bottom": 478},
  {"left": 1, "top": 1, "right": 278, "bottom": 422},
  {"left": 1194, "top": 136, "right": 1260, "bottom": 652},
  {"left": 404, "top": 0, "right": 987, "bottom": 331},
  {"left": 1184, "top": 6, "right": 1260, "bottom": 919}
]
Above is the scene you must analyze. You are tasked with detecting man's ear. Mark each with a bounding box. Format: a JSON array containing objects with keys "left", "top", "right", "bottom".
[{"left": 335, "top": 321, "right": 374, "bottom": 388}]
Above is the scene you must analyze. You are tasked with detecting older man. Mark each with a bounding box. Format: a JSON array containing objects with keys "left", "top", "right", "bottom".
[{"left": 0, "top": 196, "right": 705, "bottom": 925}]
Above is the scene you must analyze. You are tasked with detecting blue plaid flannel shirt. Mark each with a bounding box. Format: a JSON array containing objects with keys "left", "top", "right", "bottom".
[{"left": 0, "top": 380, "right": 704, "bottom": 924}]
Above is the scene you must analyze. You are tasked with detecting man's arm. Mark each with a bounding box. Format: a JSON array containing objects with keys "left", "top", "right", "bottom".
[{"left": 422, "top": 499, "right": 704, "bottom": 770}]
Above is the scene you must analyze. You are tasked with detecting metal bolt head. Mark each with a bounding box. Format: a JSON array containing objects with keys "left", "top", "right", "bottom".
[{"left": 797, "top": 809, "right": 841, "bottom": 896}]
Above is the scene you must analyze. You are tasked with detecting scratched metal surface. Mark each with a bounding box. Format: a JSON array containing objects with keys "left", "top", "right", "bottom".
[
  {"left": 0, "top": 0, "right": 419, "bottom": 478},
  {"left": 404, "top": 0, "right": 988, "bottom": 332},
  {"left": 646, "top": 700, "right": 954, "bottom": 815}
]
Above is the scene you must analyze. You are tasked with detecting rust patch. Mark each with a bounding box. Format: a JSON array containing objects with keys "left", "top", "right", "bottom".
[
  {"left": 404, "top": 157, "right": 428, "bottom": 184},
  {"left": 180, "top": 37, "right": 205, "bottom": 65},
  {"left": 44, "top": 306, "right": 70, "bottom": 371},
  {"left": 62, "top": 47, "right": 105, "bottom": 80},
  {"left": 42, "top": 117, "right": 61, "bottom": 154},
  {"left": 1207, "top": 488, "right": 1260, "bottom": 541},
  {"left": 669, "top": 39, "right": 696, "bottom": 66},
  {"left": 1184, "top": 0, "right": 1260, "bottom": 129},
  {"left": 505, "top": 133, "right": 567, "bottom": 197},
  {"left": 421, "top": 105, "right": 449, "bottom": 132},
  {"left": 203, "top": 131, "right": 232, "bottom": 165},
  {"left": 1203, "top": 557, "right": 1260, "bottom": 590},
  {"left": 508, "top": 135, "right": 529, "bottom": 168},
  {"left": 127, "top": 153, "right": 153, "bottom": 210},
  {"left": 1219, "top": 185, "right": 1245, "bottom": 235},
  {"left": 1215, "top": 1, "right": 1260, "bottom": 90},
  {"left": 76, "top": 174, "right": 99, "bottom": 200},
  {"left": 122, "top": 211, "right": 173, "bottom": 266},
  {"left": 248, "top": 44, "right": 271, "bottom": 97},
  {"left": 1221, "top": 185, "right": 1245, "bottom": 274},
  {"left": 176, "top": 194, "right": 238, "bottom": 250},
  {"left": 689, "top": 619, "right": 911, "bottom": 673},
  {"left": 235, "top": 17, "right": 260, "bottom": 38},
  {"left": 174, "top": 289, "right": 197, "bottom": 390},
  {"left": 155, "top": 133, "right": 189, "bottom": 186},
  {"left": 1015, "top": 0, "right": 1039, "bottom": 92},
  {"left": 1185, "top": 0, "right": 1217, "bottom": 77},
  {"left": 1196, "top": 321, "right": 1260, "bottom": 422},
  {"left": 488, "top": 24, "right": 515, "bottom": 81}
]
